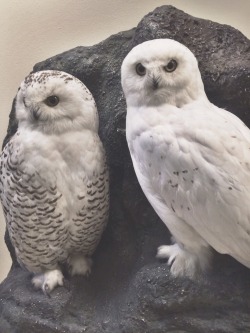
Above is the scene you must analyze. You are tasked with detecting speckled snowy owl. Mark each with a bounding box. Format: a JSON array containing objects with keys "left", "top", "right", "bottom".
[
  {"left": 121, "top": 38, "right": 250, "bottom": 278},
  {"left": 0, "top": 70, "right": 109, "bottom": 293}
]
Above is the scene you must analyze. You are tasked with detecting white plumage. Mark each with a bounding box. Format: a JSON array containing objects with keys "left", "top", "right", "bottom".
[
  {"left": 0, "top": 70, "right": 109, "bottom": 293},
  {"left": 121, "top": 39, "right": 250, "bottom": 278}
]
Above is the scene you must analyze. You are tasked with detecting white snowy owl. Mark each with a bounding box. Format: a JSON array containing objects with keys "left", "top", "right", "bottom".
[
  {"left": 121, "top": 38, "right": 250, "bottom": 278},
  {"left": 0, "top": 70, "right": 109, "bottom": 293}
]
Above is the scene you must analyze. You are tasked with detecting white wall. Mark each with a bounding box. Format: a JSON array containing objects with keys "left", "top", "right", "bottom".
[{"left": 0, "top": 0, "right": 249, "bottom": 282}]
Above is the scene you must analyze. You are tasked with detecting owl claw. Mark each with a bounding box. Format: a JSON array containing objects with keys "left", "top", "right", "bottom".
[
  {"left": 157, "top": 243, "right": 210, "bottom": 278},
  {"left": 32, "top": 269, "right": 64, "bottom": 295},
  {"left": 42, "top": 283, "right": 52, "bottom": 298}
]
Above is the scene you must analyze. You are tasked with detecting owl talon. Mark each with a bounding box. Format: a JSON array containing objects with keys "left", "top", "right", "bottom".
[
  {"left": 32, "top": 269, "right": 64, "bottom": 294},
  {"left": 157, "top": 244, "right": 210, "bottom": 278},
  {"left": 42, "top": 283, "right": 52, "bottom": 298}
]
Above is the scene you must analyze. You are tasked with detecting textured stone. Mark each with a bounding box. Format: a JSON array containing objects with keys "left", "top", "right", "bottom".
[{"left": 0, "top": 5, "right": 250, "bottom": 333}]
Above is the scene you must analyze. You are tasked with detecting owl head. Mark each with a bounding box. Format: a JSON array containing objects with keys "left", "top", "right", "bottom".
[
  {"left": 16, "top": 70, "right": 99, "bottom": 134},
  {"left": 121, "top": 39, "right": 206, "bottom": 108}
]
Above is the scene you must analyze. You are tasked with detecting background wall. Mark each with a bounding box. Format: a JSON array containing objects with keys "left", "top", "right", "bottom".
[{"left": 0, "top": 0, "right": 249, "bottom": 282}]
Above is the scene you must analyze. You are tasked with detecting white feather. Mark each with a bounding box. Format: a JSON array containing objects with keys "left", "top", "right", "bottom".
[{"left": 122, "top": 39, "right": 250, "bottom": 277}]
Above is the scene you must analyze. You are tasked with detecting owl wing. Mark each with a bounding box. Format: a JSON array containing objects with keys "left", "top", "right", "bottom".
[
  {"left": 69, "top": 159, "right": 109, "bottom": 255},
  {"left": 165, "top": 106, "right": 250, "bottom": 266},
  {"left": 0, "top": 136, "right": 67, "bottom": 272},
  {"left": 130, "top": 104, "right": 250, "bottom": 267}
]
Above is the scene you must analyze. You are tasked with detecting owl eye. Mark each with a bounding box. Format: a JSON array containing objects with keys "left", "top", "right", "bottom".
[
  {"left": 136, "top": 63, "right": 146, "bottom": 76},
  {"left": 163, "top": 59, "right": 178, "bottom": 73},
  {"left": 44, "top": 95, "right": 59, "bottom": 107}
]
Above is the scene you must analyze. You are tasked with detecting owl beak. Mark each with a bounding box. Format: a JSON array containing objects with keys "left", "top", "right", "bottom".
[
  {"left": 151, "top": 75, "right": 160, "bottom": 90},
  {"left": 152, "top": 78, "right": 159, "bottom": 90},
  {"left": 31, "top": 107, "right": 40, "bottom": 120}
]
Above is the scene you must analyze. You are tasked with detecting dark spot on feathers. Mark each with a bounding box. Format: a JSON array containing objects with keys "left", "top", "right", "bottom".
[{"left": 171, "top": 204, "right": 175, "bottom": 212}]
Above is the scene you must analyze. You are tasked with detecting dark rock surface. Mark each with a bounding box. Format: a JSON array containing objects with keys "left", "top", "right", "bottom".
[{"left": 1, "top": 5, "right": 250, "bottom": 333}]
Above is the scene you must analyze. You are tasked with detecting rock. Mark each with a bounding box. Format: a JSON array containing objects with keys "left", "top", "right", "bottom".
[{"left": 1, "top": 5, "right": 250, "bottom": 333}]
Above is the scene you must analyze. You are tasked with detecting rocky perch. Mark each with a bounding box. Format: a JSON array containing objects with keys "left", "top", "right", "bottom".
[{"left": 1, "top": 5, "right": 250, "bottom": 333}]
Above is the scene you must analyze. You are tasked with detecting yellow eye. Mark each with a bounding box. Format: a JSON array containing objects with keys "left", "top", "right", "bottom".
[
  {"left": 45, "top": 95, "right": 59, "bottom": 107},
  {"left": 163, "top": 59, "right": 178, "bottom": 73},
  {"left": 136, "top": 63, "right": 146, "bottom": 76}
]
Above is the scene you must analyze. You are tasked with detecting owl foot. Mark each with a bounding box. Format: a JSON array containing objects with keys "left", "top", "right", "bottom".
[
  {"left": 157, "top": 243, "right": 210, "bottom": 278},
  {"left": 32, "top": 269, "right": 64, "bottom": 296},
  {"left": 68, "top": 255, "right": 92, "bottom": 277}
]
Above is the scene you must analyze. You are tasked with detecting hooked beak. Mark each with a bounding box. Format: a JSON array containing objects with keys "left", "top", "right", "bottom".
[
  {"left": 152, "top": 78, "right": 159, "bottom": 90},
  {"left": 151, "top": 75, "right": 160, "bottom": 90},
  {"left": 31, "top": 107, "right": 40, "bottom": 120}
]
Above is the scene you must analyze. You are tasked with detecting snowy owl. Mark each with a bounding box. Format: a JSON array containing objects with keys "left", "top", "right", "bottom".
[
  {"left": 121, "top": 38, "right": 250, "bottom": 278},
  {"left": 0, "top": 70, "right": 109, "bottom": 294}
]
